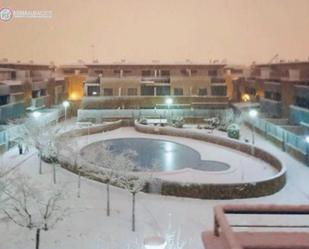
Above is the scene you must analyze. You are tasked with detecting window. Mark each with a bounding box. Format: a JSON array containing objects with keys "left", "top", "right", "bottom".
[
  {"left": 265, "top": 91, "right": 281, "bottom": 101},
  {"left": 245, "top": 87, "right": 256, "bottom": 95},
  {"left": 198, "top": 88, "right": 207, "bottom": 96},
  {"left": 208, "top": 69, "right": 218, "bottom": 76},
  {"left": 174, "top": 88, "right": 183, "bottom": 96},
  {"left": 40, "top": 89, "right": 47, "bottom": 96},
  {"left": 295, "top": 96, "right": 309, "bottom": 109},
  {"left": 103, "top": 88, "right": 113, "bottom": 96},
  {"left": 211, "top": 86, "right": 226, "bottom": 96},
  {"left": 0, "top": 95, "right": 9, "bottom": 106},
  {"left": 88, "top": 85, "right": 100, "bottom": 96},
  {"left": 32, "top": 90, "right": 39, "bottom": 98},
  {"left": 128, "top": 88, "right": 137, "bottom": 96},
  {"left": 94, "top": 70, "right": 103, "bottom": 75},
  {"left": 142, "top": 70, "right": 152, "bottom": 77},
  {"left": 161, "top": 70, "right": 170, "bottom": 76}
]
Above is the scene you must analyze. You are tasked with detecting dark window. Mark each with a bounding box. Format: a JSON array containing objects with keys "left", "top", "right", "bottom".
[
  {"left": 141, "top": 85, "right": 155, "bottom": 96},
  {"left": 103, "top": 88, "right": 113, "bottom": 96},
  {"left": 40, "top": 89, "right": 47, "bottom": 96},
  {"left": 245, "top": 87, "right": 256, "bottom": 95},
  {"left": 198, "top": 88, "right": 207, "bottom": 96},
  {"left": 142, "top": 70, "right": 152, "bottom": 77},
  {"left": 128, "top": 88, "right": 137, "bottom": 96},
  {"left": 156, "top": 86, "right": 170, "bottom": 96},
  {"left": 32, "top": 90, "right": 39, "bottom": 98},
  {"left": 180, "top": 69, "right": 187, "bottom": 75},
  {"left": 265, "top": 91, "right": 281, "bottom": 101},
  {"left": 295, "top": 96, "right": 309, "bottom": 109},
  {"left": 11, "top": 71, "right": 16, "bottom": 80},
  {"left": 161, "top": 70, "right": 170, "bottom": 76},
  {"left": 94, "top": 70, "right": 103, "bottom": 75},
  {"left": 88, "top": 85, "right": 100, "bottom": 96},
  {"left": 174, "top": 88, "right": 183, "bottom": 96},
  {"left": 191, "top": 69, "right": 198, "bottom": 75},
  {"left": 208, "top": 70, "right": 218, "bottom": 76},
  {"left": 0, "top": 95, "right": 9, "bottom": 106},
  {"left": 211, "top": 86, "right": 227, "bottom": 96}
]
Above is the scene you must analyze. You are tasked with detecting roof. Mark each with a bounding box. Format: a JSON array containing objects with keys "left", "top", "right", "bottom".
[
  {"left": 0, "top": 67, "right": 15, "bottom": 72},
  {"left": 0, "top": 80, "right": 24, "bottom": 86},
  {"left": 85, "top": 63, "right": 226, "bottom": 67},
  {"left": 255, "top": 61, "right": 309, "bottom": 67}
]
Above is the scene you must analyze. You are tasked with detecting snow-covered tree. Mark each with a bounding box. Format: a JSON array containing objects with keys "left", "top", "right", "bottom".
[
  {"left": 83, "top": 143, "right": 137, "bottom": 216},
  {"left": 118, "top": 171, "right": 151, "bottom": 232},
  {"left": 1, "top": 176, "right": 67, "bottom": 249},
  {"left": 63, "top": 136, "right": 83, "bottom": 198},
  {"left": 8, "top": 118, "right": 63, "bottom": 180}
]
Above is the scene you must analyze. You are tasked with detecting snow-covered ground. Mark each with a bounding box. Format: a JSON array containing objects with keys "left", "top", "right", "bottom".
[{"left": 1, "top": 122, "right": 309, "bottom": 249}]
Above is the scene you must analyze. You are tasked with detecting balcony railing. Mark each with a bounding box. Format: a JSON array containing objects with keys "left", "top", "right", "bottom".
[
  {"left": 211, "top": 77, "right": 225, "bottom": 84},
  {"left": 141, "top": 76, "right": 170, "bottom": 84}
]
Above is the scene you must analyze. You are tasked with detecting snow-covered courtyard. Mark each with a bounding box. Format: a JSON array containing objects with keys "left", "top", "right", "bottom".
[{"left": 1, "top": 122, "right": 309, "bottom": 249}]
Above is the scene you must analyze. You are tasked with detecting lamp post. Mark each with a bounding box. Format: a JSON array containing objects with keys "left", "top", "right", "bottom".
[
  {"left": 62, "top": 100, "right": 70, "bottom": 122},
  {"left": 165, "top": 98, "right": 173, "bottom": 123},
  {"left": 305, "top": 136, "right": 309, "bottom": 165},
  {"left": 144, "top": 236, "right": 167, "bottom": 249},
  {"left": 249, "top": 109, "right": 258, "bottom": 155}
]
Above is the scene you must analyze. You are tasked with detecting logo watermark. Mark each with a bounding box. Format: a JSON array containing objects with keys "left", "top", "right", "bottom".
[
  {"left": 0, "top": 7, "right": 52, "bottom": 22},
  {"left": 0, "top": 8, "right": 13, "bottom": 21}
]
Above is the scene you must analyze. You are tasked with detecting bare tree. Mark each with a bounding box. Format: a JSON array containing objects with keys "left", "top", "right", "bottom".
[
  {"left": 1, "top": 176, "right": 67, "bottom": 249},
  {"left": 83, "top": 143, "right": 136, "bottom": 216}
]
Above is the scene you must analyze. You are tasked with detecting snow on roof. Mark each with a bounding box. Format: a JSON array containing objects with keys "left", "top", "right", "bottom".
[{"left": 0, "top": 80, "right": 24, "bottom": 86}]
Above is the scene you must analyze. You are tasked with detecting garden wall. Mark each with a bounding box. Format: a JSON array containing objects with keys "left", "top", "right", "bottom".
[{"left": 135, "top": 122, "right": 286, "bottom": 199}]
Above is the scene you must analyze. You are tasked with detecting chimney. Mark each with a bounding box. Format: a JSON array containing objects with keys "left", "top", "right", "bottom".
[
  {"left": 29, "top": 60, "right": 34, "bottom": 64},
  {"left": 121, "top": 59, "right": 126, "bottom": 64},
  {"left": 93, "top": 59, "right": 99, "bottom": 64},
  {"left": 17, "top": 60, "right": 21, "bottom": 63},
  {"left": 1, "top": 58, "right": 8, "bottom": 62},
  {"left": 77, "top": 59, "right": 84, "bottom": 65}
]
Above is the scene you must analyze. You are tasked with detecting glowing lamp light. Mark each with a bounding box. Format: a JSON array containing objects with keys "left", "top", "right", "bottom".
[
  {"left": 305, "top": 136, "right": 309, "bottom": 144},
  {"left": 70, "top": 92, "right": 77, "bottom": 100},
  {"left": 249, "top": 109, "right": 258, "bottom": 118},
  {"left": 92, "top": 91, "right": 97, "bottom": 95},
  {"left": 144, "top": 236, "right": 167, "bottom": 249},
  {"left": 242, "top": 94, "right": 250, "bottom": 102},
  {"left": 165, "top": 98, "right": 173, "bottom": 106},
  {"left": 32, "top": 111, "right": 42, "bottom": 118},
  {"left": 63, "top": 100, "right": 70, "bottom": 108}
]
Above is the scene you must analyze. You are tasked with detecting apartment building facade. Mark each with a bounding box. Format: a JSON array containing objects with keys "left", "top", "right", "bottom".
[
  {"left": 0, "top": 60, "right": 67, "bottom": 123},
  {"left": 235, "top": 61, "right": 309, "bottom": 124},
  {"left": 58, "top": 63, "right": 232, "bottom": 110}
]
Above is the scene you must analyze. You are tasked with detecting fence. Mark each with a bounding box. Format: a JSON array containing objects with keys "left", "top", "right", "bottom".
[
  {"left": 77, "top": 108, "right": 234, "bottom": 123},
  {"left": 244, "top": 113, "right": 307, "bottom": 154}
]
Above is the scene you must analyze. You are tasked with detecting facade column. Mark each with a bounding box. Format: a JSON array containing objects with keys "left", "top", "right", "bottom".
[
  {"left": 118, "top": 87, "right": 122, "bottom": 96},
  {"left": 154, "top": 87, "right": 157, "bottom": 96}
]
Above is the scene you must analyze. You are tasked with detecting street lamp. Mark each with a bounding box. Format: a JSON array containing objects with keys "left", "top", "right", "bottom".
[
  {"left": 32, "top": 111, "right": 42, "bottom": 119},
  {"left": 62, "top": 100, "right": 70, "bottom": 121},
  {"left": 305, "top": 136, "right": 309, "bottom": 164},
  {"left": 249, "top": 109, "right": 258, "bottom": 155},
  {"left": 144, "top": 236, "right": 167, "bottom": 249},
  {"left": 165, "top": 98, "right": 173, "bottom": 123}
]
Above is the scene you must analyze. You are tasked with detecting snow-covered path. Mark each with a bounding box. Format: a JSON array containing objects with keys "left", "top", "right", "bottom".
[{"left": 1, "top": 124, "right": 309, "bottom": 249}]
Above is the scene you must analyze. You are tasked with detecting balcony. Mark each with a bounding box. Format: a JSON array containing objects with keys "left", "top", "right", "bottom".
[
  {"left": 28, "top": 95, "right": 50, "bottom": 110},
  {"left": 210, "top": 77, "right": 225, "bottom": 84},
  {"left": 260, "top": 97, "right": 282, "bottom": 118},
  {"left": 0, "top": 101, "right": 25, "bottom": 123},
  {"left": 140, "top": 76, "right": 170, "bottom": 84}
]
